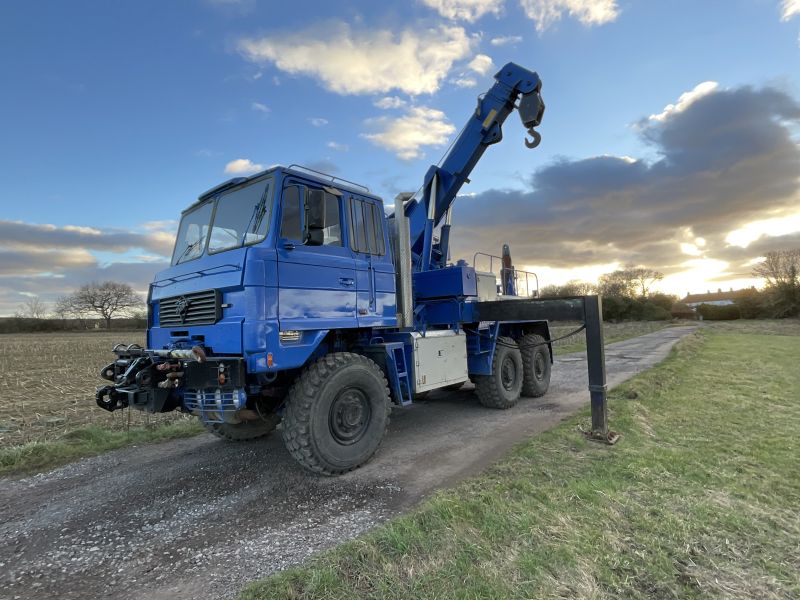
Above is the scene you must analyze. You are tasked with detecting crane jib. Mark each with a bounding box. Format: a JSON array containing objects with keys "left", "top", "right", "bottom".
[{"left": 404, "top": 62, "right": 545, "bottom": 272}]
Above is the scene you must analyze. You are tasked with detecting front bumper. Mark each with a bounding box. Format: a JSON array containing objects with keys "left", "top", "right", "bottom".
[{"left": 96, "top": 344, "right": 248, "bottom": 423}]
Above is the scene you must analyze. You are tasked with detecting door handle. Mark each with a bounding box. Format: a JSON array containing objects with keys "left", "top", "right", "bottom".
[
  {"left": 338, "top": 277, "right": 355, "bottom": 287},
  {"left": 282, "top": 241, "right": 296, "bottom": 250}
]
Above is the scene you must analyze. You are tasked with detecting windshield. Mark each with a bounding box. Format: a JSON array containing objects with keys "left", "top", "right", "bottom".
[
  {"left": 171, "top": 177, "right": 273, "bottom": 265},
  {"left": 172, "top": 201, "right": 213, "bottom": 265}
]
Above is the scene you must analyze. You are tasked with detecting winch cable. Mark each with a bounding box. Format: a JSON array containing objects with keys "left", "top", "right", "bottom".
[{"left": 471, "top": 324, "right": 588, "bottom": 349}]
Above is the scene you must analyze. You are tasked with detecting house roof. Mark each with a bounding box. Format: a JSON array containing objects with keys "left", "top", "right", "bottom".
[{"left": 680, "top": 288, "right": 754, "bottom": 304}]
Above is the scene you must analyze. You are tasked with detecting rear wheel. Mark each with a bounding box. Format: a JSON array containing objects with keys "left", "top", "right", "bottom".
[
  {"left": 520, "top": 334, "right": 551, "bottom": 397},
  {"left": 474, "top": 337, "right": 523, "bottom": 409},
  {"left": 282, "top": 353, "right": 391, "bottom": 475}
]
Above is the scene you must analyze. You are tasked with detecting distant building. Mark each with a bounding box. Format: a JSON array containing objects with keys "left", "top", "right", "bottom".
[{"left": 680, "top": 287, "right": 756, "bottom": 308}]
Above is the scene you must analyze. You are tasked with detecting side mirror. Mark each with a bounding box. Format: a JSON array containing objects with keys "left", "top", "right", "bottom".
[{"left": 304, "top": 189, "right": 325, "bottom": 246}]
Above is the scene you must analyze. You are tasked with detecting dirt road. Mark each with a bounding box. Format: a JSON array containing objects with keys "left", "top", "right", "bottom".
[{"left": 0, "top": 326, "right": 696, "bottom": 600}]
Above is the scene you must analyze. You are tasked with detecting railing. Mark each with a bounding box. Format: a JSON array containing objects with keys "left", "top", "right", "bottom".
[{"left": 472, "top": 252, "right": 540, "bottom": 298}]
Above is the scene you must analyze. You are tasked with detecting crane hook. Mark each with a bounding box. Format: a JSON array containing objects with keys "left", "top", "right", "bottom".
[{"left": 524, "top": 128, "right": 541, "bottom": 149}]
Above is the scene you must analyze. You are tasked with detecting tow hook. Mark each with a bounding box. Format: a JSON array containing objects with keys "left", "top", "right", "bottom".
[
  {"left": 96, "top": 385, "right": 127, "bottom": 412},
  {"left": 524, "top": 127, "right": 541, "bottom": 149}
]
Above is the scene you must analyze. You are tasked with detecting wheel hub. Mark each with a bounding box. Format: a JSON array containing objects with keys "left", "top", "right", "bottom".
[
  {"left": 329, "top": 388, "right": 371, "bottom": 445},
  {"left": 501, "top": 356, "right": 517, "bottom": 391}
]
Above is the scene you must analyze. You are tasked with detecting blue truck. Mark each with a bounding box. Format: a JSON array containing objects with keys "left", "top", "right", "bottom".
[{"left": 96, "top": 63, "right": 562, "bottom": 474}]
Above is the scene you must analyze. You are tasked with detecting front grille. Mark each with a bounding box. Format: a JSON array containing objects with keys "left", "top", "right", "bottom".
[
  {"left": 159, "top": 289, "right": 220, "bottom": 327},
  {"left": 184, "top": 388, "right": 246, "bottom": 423}
]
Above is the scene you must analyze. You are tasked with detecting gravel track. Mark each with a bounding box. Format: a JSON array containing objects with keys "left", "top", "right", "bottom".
[{"left": 0, "top": 325, "right": 696, "bottom": 600}]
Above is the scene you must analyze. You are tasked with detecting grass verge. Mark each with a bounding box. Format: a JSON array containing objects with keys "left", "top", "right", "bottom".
[
  {"left": 241, "top": 327, "right": 800, "bottom": 599},
  {"left": 0, "top": 418, "right": 203, "bottom": 477}
]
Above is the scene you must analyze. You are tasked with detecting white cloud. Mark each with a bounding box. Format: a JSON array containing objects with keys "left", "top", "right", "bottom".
[
  {"left": 680, "top": 242, "right": 703, "bottom": 257},
  {"left": 452, "top": 77, "right": 477, "bottom": 88},
  {"left": 327, "top": 141, "right": 349, "bottom": 151},
  {"left": 519, "top": 0, "right": 619, "bottom": 32},
  {"left": 251, "top": 101, "right": 270, "bottom": 113},
  {"left": 725, "top": 212, "right": 800, "bottom": 248},
  {"left": 308, "top": 117, "right": 328, "bottom": 127},
  {"left": 467, "top": 54, "right": 495, "bottom": 75},
  {"left": 649, "top": 81, "right": 719, "bottom": 122},
  {"left": 238, "top": 23, "right": 474, "bottom": 95},
  {"left": 362, "top": 106, "right": 456, "bottom": 160},
  {"left": 224, "top": 158, "right": 264, "bottom": 174},
  {"left": 374, "top": 96, "right": 407, "bottom": 109},
  {"left": 490, "top": 35, "right": 523, "bottom": 46},
  {"left": 781, "top": 0, "right": 800, "bottom": 20},
  {"left": 420, "top": 0, "right": 504, "bottom": 22}
]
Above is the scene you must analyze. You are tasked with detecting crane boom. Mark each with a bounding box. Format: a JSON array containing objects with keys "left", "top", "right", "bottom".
[{"left": 403, "top": 62, "right": 545, "bottom": 272}]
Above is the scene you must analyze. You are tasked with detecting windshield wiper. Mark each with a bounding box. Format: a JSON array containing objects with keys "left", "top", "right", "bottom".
[
  {"left": 175, "top": 239, "right": 202, "bottom": 264},
  {"left": 242, "top": 188, "right": 270, "bottom": 245}
]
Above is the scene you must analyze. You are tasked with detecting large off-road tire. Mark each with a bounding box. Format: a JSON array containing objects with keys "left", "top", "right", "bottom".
[
  {"left": 474, "top": 337, "right": 523, "bottom": 409},
  {"left": 282, "top": 353, "right": 391, "bottom": 475},
  {"left": 520, "top": 334, "right": 552, "bottom": 397},
  {"left": 203, "top": 412, "right": 281, "bottom": 441}
]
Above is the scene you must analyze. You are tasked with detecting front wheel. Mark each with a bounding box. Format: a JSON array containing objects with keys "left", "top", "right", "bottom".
[
  {"left": 282, "top": 353, "right": 391, "bottom": 475},
  {"left": 474, "top": 337, "right": 523, "bottom": 409}
]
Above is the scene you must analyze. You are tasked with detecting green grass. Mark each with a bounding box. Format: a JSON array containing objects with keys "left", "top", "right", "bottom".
[
  {"left": 240, "top": 326, "right": 800, "bottom": 599},
  {"left": 0, "top": 419, "right": 203, "bottom": 476}
]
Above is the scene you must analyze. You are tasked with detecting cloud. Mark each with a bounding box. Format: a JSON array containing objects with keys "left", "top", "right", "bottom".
[
  {"left": 238, "top": 23, "right": 474, "bottom": 95},
  {"left": 374, "top": 96, "right": 407, "bottom": 110},
  {"left": 648, "top": 81, "right": 718, "bottom": 122},
  {"left": 0, "top": 220, "right": 174, "bottom": 256},
  {"left": 224, "top": 158, "right": 264, "bottom": 174},
  {"left": 326, "top": 141, "right": 349, "bottom": 152},
  {"left": 782, "top": 0, "right": 800, "bottom": 20},
  {"left": 251, "top": 101, "right": 270, "bottom": 113},
  {"left": 0, "top": 248, "right": 96, "bottom": 276},
  {"left": 362, "top": 106, "right": 456, "bottom": 160},
  {"left": 452, "top": 77, "right": 477, "bottom": 88},
  {"left": 419, "top": 0, "right": 504, "bottom": 22},
  {"left": 449, "top": 83, "right": 800, "bottom": 291},
  {"left": 467, "top": 54, "right": 495, "bottom": 75},
  {"left": 0, "top": 219, "right": 179, "bottom": 315},
  {"left": 307, "top": 117, "right": 328, "bottom": 127},
  {"left": 490, "top": 35, "right": 523, "bottom": 46},
  {"left": 519, "top": 0, "right": 619, "bottom": 32}
]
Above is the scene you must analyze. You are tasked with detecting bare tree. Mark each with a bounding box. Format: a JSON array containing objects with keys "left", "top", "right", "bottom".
[
  {"left": 752, "top": 249, "right": 800, "bottom": 287},
  {"left": 752, "top": 249, "right": 800, "bottom": 317},
  {"left": 597, "top": 267, "right": 663, "bottom": 298},
  {"left": 71, "top": 282, "right": 144, "bottom": 329},
  {"left": 627, "top": 267, "right": 664, "bottom": 297},
  {"left": 597, "top": 270, "right": 637, "bottom": 298},
  {"left": 53, "top": 295, "right": 88, "bottom": 328},
  {"left": 16, "top": 295, "right": 48, "bottom": 319},
  {"left": 539, "top": 280, "right": 595, "bottom": 297}
]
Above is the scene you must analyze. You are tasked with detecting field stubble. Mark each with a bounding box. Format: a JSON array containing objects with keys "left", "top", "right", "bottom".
[{"left": 0, "top": 331, "right": 191, "bottom": 447}]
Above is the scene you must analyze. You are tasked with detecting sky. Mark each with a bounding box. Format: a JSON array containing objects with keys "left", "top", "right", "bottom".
[{"left": 1, "top": 0, "right": 799, "bottom": 315}]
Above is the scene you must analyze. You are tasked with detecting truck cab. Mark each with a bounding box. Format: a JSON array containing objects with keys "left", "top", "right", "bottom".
[{"left": 148, "top": 166, "right": 397, "bottom": 376}]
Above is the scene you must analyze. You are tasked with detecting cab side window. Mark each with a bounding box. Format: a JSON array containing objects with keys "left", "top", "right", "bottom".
[
  {"left": 322, "top": 192, "right": 342, "bottom": 246},
  {"left": 282, "top": 184, "right": 343, "bottom": 247},
  {"left": 280, "top": 185, "right": 302, "bottom": 240},
  {"left": 348, "top": 197, "right": 386, "bottom": 255}
]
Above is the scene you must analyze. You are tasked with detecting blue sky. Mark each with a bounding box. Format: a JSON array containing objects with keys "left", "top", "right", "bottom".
[{"left": 1, "top": 0, "right": 799, "bottom": 314}]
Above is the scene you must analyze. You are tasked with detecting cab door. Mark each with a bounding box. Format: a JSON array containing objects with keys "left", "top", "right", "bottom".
[
  {"left": 276, "top": 182, "right": 358, "bottom": 330},
  {"left": 347, "top": 195, "right": 395, "bottom": 328}
]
